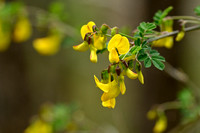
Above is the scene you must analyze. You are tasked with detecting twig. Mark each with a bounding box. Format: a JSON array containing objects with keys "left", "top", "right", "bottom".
[
  {"left": 164, "top": 62, "right": 200, "bottom": 101},
  {"left": 147, "top": 25, "right": 200, "bottom": 43}
]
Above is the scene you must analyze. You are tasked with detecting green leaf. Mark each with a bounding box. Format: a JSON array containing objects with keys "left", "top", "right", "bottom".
[
  {"left": 152, "top": 59, "right": 165, "bottom": 70},
  {"left": 130, "top": 46, "right": 142, "bottom": 55},
  {"left": 137, "top": 26, "right": 144, "bottom": 33},
  {"left": 194, "top": 6, "right": 200, "bottom": 16},
  {"left": 142, "top": 41, "right": 147, "bottom": 47},
  {"left": 144, "top": 58, "right": 152, "bottom": 68},
  {"left": 119, "top": 52, "right": 132, "bottom": 60},
  {"left": 134, "top": 38, "right": 141, "bottom": 46},
  {"left": 151, "top": 55, "right": 165, "bottom": 61},
  {"left": 150, "top": 49, "right": 160, "bottom": 56},
  {"left": 138, "top": 53, "right": 148, "bottom": 61},
  {"left": 139, "top": 22, "right": 156, "bottom": 31},
  {"left": 153, "top": 6, "right": 173, "bottom": 25}
]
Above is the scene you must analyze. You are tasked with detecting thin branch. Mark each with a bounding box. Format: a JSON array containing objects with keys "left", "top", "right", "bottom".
[
  {"left": 164, "top": 62, "right": 200, "bottom": 101},
  {"left": 147, "top": 25, "right": 200, "bottom": 43}
]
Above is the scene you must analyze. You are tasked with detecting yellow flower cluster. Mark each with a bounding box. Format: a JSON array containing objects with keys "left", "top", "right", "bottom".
[{"left": 73, "top": 21, "right": 145, "bottom": 108}]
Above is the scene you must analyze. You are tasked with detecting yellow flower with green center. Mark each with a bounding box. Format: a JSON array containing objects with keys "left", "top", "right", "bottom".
[
  {"left": 152, "top": 19, "right": 173, "bottom": 49},
  {"left": 13, "top": 17, "right": 32, "bottom": 43},
  {"left": 107, "top": 34, "right": 130, "bottom": 63},
  {"left": 73, "top": 21, "right": 106, "bottom": 63},
  {"left": 94, "top": 75, "right": 121, "bottom": 108},
  {"left": 33, "top": 35, "right": 62, "bottom": 55}
]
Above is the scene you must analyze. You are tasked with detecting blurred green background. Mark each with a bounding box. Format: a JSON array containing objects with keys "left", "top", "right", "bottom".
[{"left": 1, "top": 0, "right": 200, "bottom": 133}]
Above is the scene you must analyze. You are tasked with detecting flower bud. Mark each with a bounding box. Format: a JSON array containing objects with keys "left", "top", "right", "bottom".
[
  {"left": 111, "top": 27, "right": 119, "bottom": 36},
  {"left": 73, "top": 41, "right": 89, "bottom": 52},
  {"left": 119, "top": 75, "right": 126, "bottom": 95},
  {"left": 100, "top": 24, "right": 109, "bottom": 34},
  {"left": 92, "top": 25, "right": 99, "bottom": 32},
  {"left": 175, "top": 31, "right": 185, "bottom": 42},
  {"left": 135, "top": 62, "right": 144, "bottom": 84},
  {"left": 126, "top": 68, "right": 138, "bottom": 79},
  {"left": 147, "top": 110, "right": 157, "bottom": 120},
  {"left": 115, "top": 66, "right": 121, "bottom": 76},
  {"left": 153, "top": 116, "right": 167, "bottom": 133}
]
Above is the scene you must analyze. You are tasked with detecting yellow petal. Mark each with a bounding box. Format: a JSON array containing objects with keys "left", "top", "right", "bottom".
[
  {"left": 13, "top": 17, "right": 32, "bottom": 43},
  {"left": 93, "top": 35, "right": 105, "bottom": 50},
  {"left": 87, "top": 21, "right": 95, "bottom": 31},
  {"left": 33, "top": 35, "right": 61, "bottom": 55},
  {"left": 80, "top": 21, "right": 95, "bottom": 40},
  {"left": 164, "top": 37, "right": 173, "bottom": 49},
  {"left": 94, "top": 75, "right": 109, "bottom": 93},
  {"left": 116, "top": 36, "right": 130, "bottom": 54},
  {"left": 102, "top": 98, "right": 116, "bottom": 109},
  {"left": 176, "top": 31, "right": 185, "bottom": 42},
  {"left": 90, "top": 46, "right": 97, "bottom": 63},
  {"left": 126, "top": 68, "right": 138, "bottom": 79},
  {"left": 107, "top": 34, "right": 122, "bottom": 52},
  {"left": 138, "top": 71, "right": 144, "bottom": 84},
  {"left": 109, "top": 48, "right": 119, "bottom": 63},
  {"left": 73, "top": 41, "right": 89, "bottom": 52},
  {"left": 119, "top": 80, "right": 126, "bottom": 95},
  {"left": 101, "top": 80, "right": 120, "bottom": 101}
]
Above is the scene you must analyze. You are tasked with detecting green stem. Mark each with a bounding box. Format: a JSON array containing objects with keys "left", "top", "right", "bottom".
[
  {"left": 147, "top": 25, "right": 200, "bottom": 42},
  {"left": 157, "top": 101, "right": 181, "bottom": 112},
  {"left": 119, "top": 32, "right": 135, "bottom": 40},
  {"left": 171, "top": 16, "right": 200, "bottom": 21}
]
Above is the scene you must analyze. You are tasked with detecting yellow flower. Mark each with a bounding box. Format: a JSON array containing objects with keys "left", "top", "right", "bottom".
[
  {"left": 24, "top": 119, "right": 52, "bottom": 133},
  {"left": 33, "top": 35, "right": 62, "bottom": 55},
  {"left": 152, "top": 19, "right": 174, "bottom": 49},
  {"left": 13, "top": 17, "right": 32, "bottom": 43},
  {"left": 80, "top": 21, "right": 95, "bottom": 40},
  {"left": 153, "top": 116, "right": 167, "bottom": 133},
  {"left": 73, "top": 21, "right": 106, "bottom": 63},
  {"left": 108, "top": 34, "right": 130, "bottom": 63},
  {"left": 94, "top": 75, "right": 120, "bottom": 108}
]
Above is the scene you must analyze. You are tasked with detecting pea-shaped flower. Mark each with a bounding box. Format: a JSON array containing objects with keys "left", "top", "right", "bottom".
[
  {"left": 33, "top": 35, "right": 62, "bottom": 55},
  {"left": 94, "top": 75, "right": 120, "bottom": 108},
  {"left": 107, "top": 34, "right": 130, "bottom": 63},
  {"left": 73, "top": 21, "right": 106, "bottom": 63}
]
